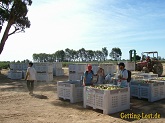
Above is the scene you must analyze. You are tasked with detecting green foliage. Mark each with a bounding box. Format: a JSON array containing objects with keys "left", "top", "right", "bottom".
[
  {"left": 102, "top": 47, "right": 108, "bottom": 61},
  {"left": 109, "top": 47, "right": 122, "bottom": 60},
  {"left": 0, "top": 0, "right": 32, "bottom": 54},
  {"left": 33, "top": 47, "right": 109, "bottom": 62},
  {"left": 0, "top": 61, "right": 10, "bottom": 70}
]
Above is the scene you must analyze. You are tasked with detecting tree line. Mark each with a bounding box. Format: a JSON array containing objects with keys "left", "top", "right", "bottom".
[{"left": 33, "top": 47, "right": 122, "bottom": 62}]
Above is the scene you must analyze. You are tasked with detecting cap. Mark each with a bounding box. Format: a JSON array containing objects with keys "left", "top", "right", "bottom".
[{"left": 118, "top": 62, "right": 125, "bottom": 67}]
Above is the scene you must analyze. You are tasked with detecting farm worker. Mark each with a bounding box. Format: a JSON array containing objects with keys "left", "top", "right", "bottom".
[
  {"left": 83, "top": 64, "right": 94, "bottom": 86},
  {"left": 117, "top": 62, "right": 128, "bottom": 87},
  {"left": 96, "top": 66, "right": 105, "bottom": 84},
  {"left": 25, "top": 62, "right": 36, "bottom": 95}
]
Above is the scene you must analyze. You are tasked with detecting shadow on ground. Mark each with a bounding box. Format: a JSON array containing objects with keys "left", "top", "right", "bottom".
[
  {"left": 52, "top": 97, "right": 165, "bottom": 122},
  {"left": 32, "top": 94, "right": 49, "bottom": 99}
]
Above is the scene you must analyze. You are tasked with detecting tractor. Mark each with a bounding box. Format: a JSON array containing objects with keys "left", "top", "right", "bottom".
[{"left": 136, "top": 51, "right": 163, "bottom": 76}]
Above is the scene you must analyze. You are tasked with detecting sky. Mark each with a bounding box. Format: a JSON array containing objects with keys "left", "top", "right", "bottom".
[{"left": 1, "top": 0, "right": 165, "bottom": 61}]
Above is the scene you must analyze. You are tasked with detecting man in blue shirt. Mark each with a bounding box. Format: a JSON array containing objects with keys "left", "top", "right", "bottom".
[
  {"left": 118, "top": 62, "right": 128, "bottom": 87},
  {"left": 83, "top": 64, "right": 94, "bottom": 86}
]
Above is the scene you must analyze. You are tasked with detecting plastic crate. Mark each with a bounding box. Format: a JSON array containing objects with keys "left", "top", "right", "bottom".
[
  {"left": 10, "top": 63, "right": 23, "bottom": 70},
  {"left": 130, "top": 82, "right": 140, "bottom": 98},
  {"left": 83, "top": 86, "right": 130, "bottom": 114},
  {"left": 69, "top": 64, "right": 78, "bottom": 72},
  {"left": 34, "top": 63, "right": 53, "bottom": 73},
  {"left": 69, "top": 64, "right": 87, "bottom": 73},
  {"left": 69, "top": 73, "right": 83, "bottom": 81},
  {"left": 53, "top": 68, "right": 64, "bottom": 76},
  {"left": 138, "top": 73, "right": 158, "bottom": 79},
  {"left": 124, "top": 62, "right": 135, "bottom": 71},
  {"left": 131, "top": 75, "right": 144, "bottom": 81},
  {"left": 150, "top": 80, "right": 165, "bottom": 100},
  {"left": 53, "top": 62, "right": 62, "bottom": 69},
  {"left": 36, "top": 72, "right": 53, "bottom": 82},
  {"left": 22, "top": 63, "right": 28, "bottom": 70},
  {"left": 130, "top": 80, "right": 165, "bottom": 102},
  {"left": 57, "top": 80, "right": 83, "bottom": 103},
  {"left": 99, "top": 64, "right": 116, "bottom": 75},
  {"left": 8, "top": 71, "right": 22, "bottom": 80}
]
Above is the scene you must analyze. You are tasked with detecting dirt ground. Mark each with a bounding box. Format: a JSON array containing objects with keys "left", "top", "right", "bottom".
[{"left": 0, "top": 67, "right": 165, "bottom": 123}]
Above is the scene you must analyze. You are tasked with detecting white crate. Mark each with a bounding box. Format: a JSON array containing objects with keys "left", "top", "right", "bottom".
[
  {"left": 131, "top": 75, "right": 144, "bottom": 81},
  {"left": 99, "top": 64, "right": 117, "bottom": 75},
  {"left": 91, "top": 64, "right": 99, "bottom": 75},
  {"left": 130, "top": 80, "right": 165, "bottom": 102},
  {"left": 53, "top": 62, "right": 62, "bottom": 69},
  {"left": 57, "top": 80, "right": 83, "bottom": 103},
  {"left": 150, "top": 79, "right": 165, "bottom": 99},
  {"left": 22, "top": 71, "right": 27, "bottom": 79},
  {"left": 8, "top": 71, "right": 22, "bottom": 80},
  {"left": 84, "top": 86, "right": 130, "bottom": 114},
  {"left": 69, "top": 73, "right": 83, "bottom": 81},
  {"left": 69, "top": 64, "right": 78, "bottom": 72},
  {"left": 77, "top": 64, "right": 87, "bottom": 73},
  {"left": 36, "top": 72, "right": 53, "bottom": 82},
  {"left": 53, "top": 68, "right": 64, "bottom": 76},
  {"left": 131, "top": 71, "right": 144, "bottom": 76},
  {"left": 34, "top": 63, "right": 53, "bottom": 73},
  {"left": 124, "top": 62, "right": 135, "bottom": 71},
  {"left": 138, "top": 73, "right": 158, "bottom": 79},
  {"left": 10, "top": 63, "right": 23, "bottom": 70},
  {"left": 22, "top": 63, "right": 28, "bottom": 70}
]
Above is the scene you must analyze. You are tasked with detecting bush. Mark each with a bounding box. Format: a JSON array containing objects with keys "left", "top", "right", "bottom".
[{"left": 0, "top": 62, "right": 10, "bottom": 70}]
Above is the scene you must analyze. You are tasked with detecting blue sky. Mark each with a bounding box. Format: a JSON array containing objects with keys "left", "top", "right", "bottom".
[{"left": 0, "top": 0, "right": 165, "bottom": 61}]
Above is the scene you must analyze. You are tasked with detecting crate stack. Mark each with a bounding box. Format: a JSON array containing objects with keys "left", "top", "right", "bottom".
[
  {"left": 69, "top": 64, "right": 86, "bottom": 80},
  {"left": 53, "top": 62, "right": 64, "bottom": 76},
  {"left": 34, "top": 63, "right": 53, "bottom": 82},
  {"left": 83, "top": 86, "right": 130, "bottom": 114},
  {"left": 130, "top": 79, "right": 165, "bottom": 102},
  {"left": 22, "top": 63, "right": 28, "bottom": 79},
  {"left": 57, "top": 80, "right": 83, "bottom": 103},
  {"left": 99, "top": 63, "right": 117, "bottom": 76},
  {"left": 8, "top": 63, "right": 23, "bottom": 79}
]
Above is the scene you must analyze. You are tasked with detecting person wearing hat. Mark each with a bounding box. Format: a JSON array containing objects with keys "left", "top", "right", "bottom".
[
  {"left": 118, "top": 62, "right": 128, "bottom": 87},
  {"left": 96, "top": 66, "right": 105, "bottom": 84},
  {"left": 83, "top": 64, "right": 94, "bottom": 86}
]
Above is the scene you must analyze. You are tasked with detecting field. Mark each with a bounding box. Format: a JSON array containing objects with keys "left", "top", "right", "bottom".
[{"left": 0, "top": 66, "right": 165, "bottom": 123}]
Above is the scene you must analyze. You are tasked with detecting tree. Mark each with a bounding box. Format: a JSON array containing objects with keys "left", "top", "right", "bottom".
[
  {"left": 95, "top": 50, "right": 104, "bottom": 61},
  {"left": 102, "top": 47, "right": 108, "bottom": 61},
  {"left": 78, "top": 48, "right": 86, "bottom": 62},
  {"left": 65, "top": 48, "right": 71, "bottom": 62},
  {"left": 109, "top": 47, "right": 122, "bottom": 61},
  {"left": 85, "top": 50, "right": 94, "bottom": 61},
  {"left": 0, "top": 0, "right": 32, "bottom": 54},
  {"left": 55, "top": 50, "right": 65, "bottom": 62}
]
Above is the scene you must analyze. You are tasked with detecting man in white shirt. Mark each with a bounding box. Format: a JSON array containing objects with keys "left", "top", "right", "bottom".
[
  {"left": 118, "top": 62, "right": 128, "bottom": 87},
  {"left": 25, "top": 62, "right": 36, "bottom": 95}
]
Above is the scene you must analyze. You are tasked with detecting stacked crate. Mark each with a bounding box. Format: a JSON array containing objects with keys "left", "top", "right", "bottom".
[
  {"left": 69, "top": 64, "right": 86, "bottom": 80},
  {"left": 53, "top": 62, "right": 64, "bottom": 76},
  {"left": 130, "top": 79, "right": 165, "bottom": 102},
  {"left": 57, "top": 80, "right": 83, "bottom": 103},
  {"left": 99, "top": 63, "right": 117, "bottom": 75},
  {"left": 138, "top": 73, "right": 158, "bottom": 79},
  {"left": 8, "top": 63, "right": 23, "bottom": 79},
  {"left": 34, "top": 63, "right": 53, "bottom": 82},
  {"left": 124, "top": 61, "right": 135, "bottom": 71},
  {"left": 21, "top": 63, "right": 28, "bottom": 79},
  {"left": 83, "top": 86, "right": 130, "bottom": 114},
  {"left": 7, "top": 70, "right": 22, "bottom": 80}
]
